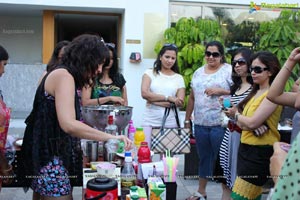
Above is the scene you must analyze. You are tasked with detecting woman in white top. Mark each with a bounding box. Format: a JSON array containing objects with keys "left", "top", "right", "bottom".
[{"left": 141, "top": 44, "right": 185, "bottom": 128}]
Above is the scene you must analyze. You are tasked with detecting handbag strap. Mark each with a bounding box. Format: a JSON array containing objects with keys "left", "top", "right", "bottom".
[
  {"left": 171, "top": 103, "right": 181, "bottom": 128},
  {"left": 160, "top": 106, "right": 171, "bottom": 131}
]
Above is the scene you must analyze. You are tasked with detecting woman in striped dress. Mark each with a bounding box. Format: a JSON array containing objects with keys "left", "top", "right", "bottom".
[{"left": 219, "top": 47, "right": 253, "bottom": 200}]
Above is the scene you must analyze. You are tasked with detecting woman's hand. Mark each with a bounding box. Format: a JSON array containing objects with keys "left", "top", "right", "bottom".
[
  {"left": 168, "top": 96, "right": 184, "bottom": 107},
  {"left": 224, "top": 106, "right": 237, "bottom": 118},
  {"left": 288, "top": 47, "right": 300, "bottom": 64},
  {"left": 110, "top": 96, "right": 126, "bottom": 105},
  {"left": 270, "top": 142, "right": 288, "bottom": 184},
  {"left": 115, "top": 135, "right": 133, "bottom": 151}
]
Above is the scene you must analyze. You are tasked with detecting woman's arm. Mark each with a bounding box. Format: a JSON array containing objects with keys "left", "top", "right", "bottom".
[
  {"left": 184, "top": 89, "right": 195, "bottom": 127},
  {"left": 270, "top": 142, "right": 288, "bottom": 184},
  {"left": 267, "top": 47, "right": 300, "bottom": 106},
  {"left": 204, "top": 87, "right": 230, "bottom": 96},
  {"left": 45, "top": 69, "right": 132, "bottom": 149},
  {"left": 236, "top": 97, "right": 278, "bottom": 130},
  {"left": 81, "top": 84, "right": 101, "bottom": 106},
  {"left": 141, "top": 74, "right": 169, "bottom": 102},
  {"left": 81, "top": 83, "right": 125, "bottom": 106},
  {"left": 122, "top": 85, "right": 128, "bottom": 106}
]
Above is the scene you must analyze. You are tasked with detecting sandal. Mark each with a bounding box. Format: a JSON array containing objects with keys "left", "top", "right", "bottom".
[{"left": 185, "top": 191, "right": 207, "bottom": 200}]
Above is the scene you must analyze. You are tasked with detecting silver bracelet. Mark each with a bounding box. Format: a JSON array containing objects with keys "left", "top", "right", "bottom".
[{"left": 165, "top": 95, "right": 169, "bottom": 101}]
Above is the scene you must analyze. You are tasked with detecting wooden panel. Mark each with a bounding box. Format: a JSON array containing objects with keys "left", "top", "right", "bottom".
[{"left": 42, "top": 10, "right": 55, "bottom": 64}]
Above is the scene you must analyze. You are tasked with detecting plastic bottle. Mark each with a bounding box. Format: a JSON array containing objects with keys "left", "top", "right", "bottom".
[
  {"left": 137, "top": 141, "right": 151, "bottom": 187},
  {"left": 105, "top": 114, "right": 118, "bottom": 136},
  {"left": 134, "top": 127, "right": 145, "bottom": 149},
  {"left": 121, "top": 151, "right": 136, "bottom": 197},
  {"left": 127, "top": 120, "right": 136, "bottom": 141}
]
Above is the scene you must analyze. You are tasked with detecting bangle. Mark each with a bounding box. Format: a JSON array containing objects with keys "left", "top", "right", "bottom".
[
  {"left": 284, "top": 65, "right": 292, "bottom": 73},
  {"left": 235, "top": 112, "right": 241, "bottom": 121},
  {"left": 165, "top": 95, "right": 169, "bottom": 101},
  {"left": 97, "top": 98, "right": 100, "bottom": 106},
  {"left": 184, "top": 120, "right": 190, "bottom": 124}
]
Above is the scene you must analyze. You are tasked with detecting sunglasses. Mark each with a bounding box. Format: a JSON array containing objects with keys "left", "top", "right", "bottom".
[
  {"left": 250, "top": 66, "right": 270, "bottom": 73},
  {"left": 205, "top": 51, "right": 220, "bottom": 58},
  {"left": 163, "top": 43, "right": 178, "bottom": 49},
  {"left": 232, "top": 58, "right": 247, "bottom": 67},
  {"left": 106, "top": 43, "right": 115, "bottom": 49}
]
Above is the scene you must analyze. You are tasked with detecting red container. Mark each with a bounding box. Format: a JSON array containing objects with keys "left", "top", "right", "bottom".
[
  {"left": 85, "top": 178, "right": 118, "bottom": 200},
  {"left": 138, "top": 141, "right": 151, "bottom": 163}
]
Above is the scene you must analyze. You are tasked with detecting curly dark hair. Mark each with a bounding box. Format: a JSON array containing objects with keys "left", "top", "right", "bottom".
[
  {"left": 60, "top": 34, "right": 109, "bottom": 89},
  {"left": 46, "top": 40, "right": 70, "bottom": 72},
  {"left": 237, "top": 51, "right": 281, "bottom": 112},
  {"left": 153, "top": 44, "right": 179, "bottom": 74},
  {"left": 0, "top": 45, "right": 9, "bottom": 61},
  {"left": 230, "top": 47, "right": 253, "bottom": 95}
]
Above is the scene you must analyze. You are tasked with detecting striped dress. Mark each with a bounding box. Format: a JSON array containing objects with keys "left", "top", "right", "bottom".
[{"left": 219, "top": 87, "right": 252, "bottom": 189}]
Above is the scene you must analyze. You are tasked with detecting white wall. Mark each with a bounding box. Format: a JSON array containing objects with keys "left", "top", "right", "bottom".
[
  {"left": 0, "top": 15, "right": 42, "bottom": 64},
  {"left": 0, "top": 0, "right": 170, "bottom": 128}
]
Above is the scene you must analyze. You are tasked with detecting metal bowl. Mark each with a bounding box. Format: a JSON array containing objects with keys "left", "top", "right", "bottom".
[{"left": 81, "top": 105, "right": 133, "bottom": 132}]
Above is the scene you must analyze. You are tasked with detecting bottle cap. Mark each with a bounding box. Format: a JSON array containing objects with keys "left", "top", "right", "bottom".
[
  {"left": 140, "top": 141, "right": 148, "bottom": 146},
  {"left": 108, "top": 115, "right": 114, "bottom": 124},
  {"left": 131, "top": 195, "right": 139, "bottom": 200},
  {"left": 124, "top": 151, "right": 131, "bottom": 157},
  {"left": 130, "top": 186, "right": 138, "bottom": 191},
  {"left": 158, "top": 184, "right": 166, "bottom": 188},
  {"left": 136, "top": 127, "right": 143, "bottom": 131}
]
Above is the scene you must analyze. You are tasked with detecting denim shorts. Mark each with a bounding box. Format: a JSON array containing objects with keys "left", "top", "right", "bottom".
[
  {"left": 31, "top": 157, "right": 72, "bottom": 197},
  {"left": 194, "top": 125, "right": 225, "bottom": 178}
]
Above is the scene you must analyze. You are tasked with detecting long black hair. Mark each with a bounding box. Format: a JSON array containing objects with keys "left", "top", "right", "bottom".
[
  {"left": 0, "top": 45, "right": 9, "bottom": 61},
  {"left": 46, "top": 40, "right": 70, "bottom": 72},
  {"left": 237, "top": 51, "right": 280, "bottom": 112},
  {"left": 153, "top": 44, "right": 179, "bottom": 74},
  {"left": 60, "top": 34, "right": 109, "bottom": 89},
  {"left": 230, "top": 47, "right": 253, "bottom": 95},
  {"left": 98, "top": 43, "right": 119, "bottom": 81}
]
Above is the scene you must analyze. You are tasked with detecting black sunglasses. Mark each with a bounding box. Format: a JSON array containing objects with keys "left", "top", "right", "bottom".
[
  {"left": 163, "top": 43, "right": 178, "bottom": 49},
  {"left": 205, "top": 51, "right": 220, "bottom": 58},
  {"left": 250, "top": 66, "right": 270, "bottom": 73},
  {"left": 106, "top": 43, "right": 115, "bottom": 49},
  {"left": 232, "top": 58, "right": 247, "bottom": 67}
]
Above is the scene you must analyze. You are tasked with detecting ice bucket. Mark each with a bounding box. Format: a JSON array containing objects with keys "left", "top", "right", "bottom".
[{"left": 81, "top": 105, "right": 133, "bottom": 132}]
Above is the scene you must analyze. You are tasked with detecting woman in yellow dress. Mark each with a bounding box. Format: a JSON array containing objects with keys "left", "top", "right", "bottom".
[{"left": 226, "top": 51, "right": 282, "bottom": 200}]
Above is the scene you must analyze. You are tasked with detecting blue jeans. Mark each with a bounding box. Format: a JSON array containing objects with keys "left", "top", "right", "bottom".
[{"left": 194, "top": 125, "right": 225, "bottom": 178}]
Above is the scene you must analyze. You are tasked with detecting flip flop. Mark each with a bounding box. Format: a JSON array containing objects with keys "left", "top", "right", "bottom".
[{"left": 185, "top": 191, "right": 207, "bottom": 200}]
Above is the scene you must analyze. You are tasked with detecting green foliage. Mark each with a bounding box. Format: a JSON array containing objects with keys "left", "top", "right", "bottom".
[
  {"left": 154, "top": 17, "right": 223, "bottom": 109},
  {"left": 255, "top": 9, "right": 300, "bottom": 91}
]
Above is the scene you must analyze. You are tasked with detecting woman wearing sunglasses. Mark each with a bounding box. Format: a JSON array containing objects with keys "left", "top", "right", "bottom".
[
  {"left": 185, "top": 41, "right": 232, "bottom": 200},
  {"left": 216, "top": 47, "right": 253, "bottom": 200},
  {"left": 141, "top": 43, "right": 185, "bottom": 142},
  {"left": 227, "top": 51, "right": 282, "bottom": 200},
  {"left": 266, "top": 47, "right": 300, "bottom": 199},
  {"left": 82, "top": 43, "right": 128, "bottom": 107}
]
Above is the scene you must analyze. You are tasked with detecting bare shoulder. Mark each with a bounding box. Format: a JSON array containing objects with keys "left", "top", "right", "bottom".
[
  {"left": 47, "top": 68, "right": 74, "bottom": 82},
  {"left": 45, "top": 69, "right": 74, "bottom": 95}
]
